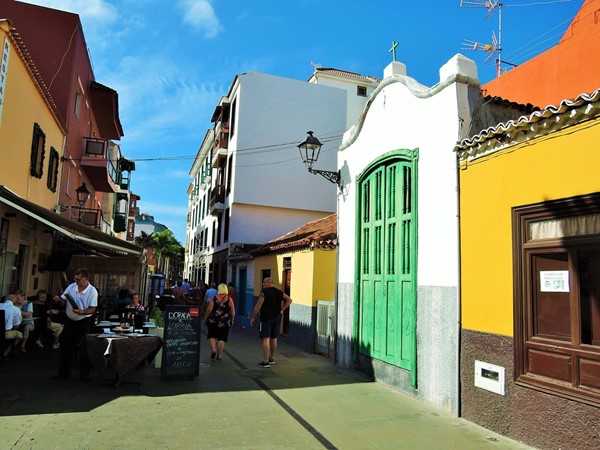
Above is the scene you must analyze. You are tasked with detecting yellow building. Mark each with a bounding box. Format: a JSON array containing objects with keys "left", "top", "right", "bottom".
[
  {"left": 251, "top": 214, "right": 336, "bottom": 354},
  {"left": 0, "top": 20, "right": 65, "bottom": 295},
  {"left": 456, "top": 88, "right": 600, "bottom": 449}
]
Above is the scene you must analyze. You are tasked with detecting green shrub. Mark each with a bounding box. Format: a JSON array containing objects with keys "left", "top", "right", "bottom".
[{"left": 149, "top": 307, "right": 164, "bottom": 328}]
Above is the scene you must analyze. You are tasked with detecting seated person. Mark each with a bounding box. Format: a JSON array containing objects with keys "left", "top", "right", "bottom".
[
  {"left": 31, "top": 290, "right": 50, "bottom": 348},
  {"left": 0, "top": 294, "right": 23, "bottom": 360},
  {"left": 125, "top": 292, "right": 144, "bottom": 311},
  {"left": 45, "top": 296, "right": 65, "bottom": 350},
  {"left": 15, "top": 289, "right": 34, "bottom": 352},
  {"left": 112, "top": 288, "right": 132, "bottom": 314}
]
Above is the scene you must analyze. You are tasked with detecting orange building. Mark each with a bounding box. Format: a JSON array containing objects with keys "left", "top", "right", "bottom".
[{"left": 482, "top": 0, "right": 600, "bottom": 107}]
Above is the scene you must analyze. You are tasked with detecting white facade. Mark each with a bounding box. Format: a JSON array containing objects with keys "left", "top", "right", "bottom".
[
  {"left": 308, "top": 68, "right": 379, "bottom": 131},
  {"left": 185, "top": 69, "right": 376, "bottom": 317},
  {"left": 336, "top": 55, "right": 480, "bottom": 415}
]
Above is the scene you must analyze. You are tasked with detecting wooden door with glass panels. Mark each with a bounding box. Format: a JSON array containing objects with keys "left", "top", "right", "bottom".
[{"left": 358, "top": 158, "right": 416, "bottom": 377}]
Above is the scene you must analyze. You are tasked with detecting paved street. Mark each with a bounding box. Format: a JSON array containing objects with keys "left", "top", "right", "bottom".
[{"left": 1, "top": 325, "right": 534, "bottom": 450}]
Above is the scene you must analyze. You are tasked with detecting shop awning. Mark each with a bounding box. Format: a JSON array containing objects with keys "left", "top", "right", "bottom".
[{"left": 0, "top": 186, "right": 141, "bottom": 256}]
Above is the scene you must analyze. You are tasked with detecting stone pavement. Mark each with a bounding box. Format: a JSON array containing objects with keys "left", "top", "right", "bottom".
[{"left": 0, "top": 324, "right": 534, "bottom": 450}]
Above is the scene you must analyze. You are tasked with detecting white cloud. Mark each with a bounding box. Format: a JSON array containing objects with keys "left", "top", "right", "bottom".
[
  {"left": 177, "top": 0, "right": 222, "bottom": 38},
  {"left": 20, "top": 0, "right": 117, "bottom": 21},
  {"left": 100, "top": 54, "right": 223, "bottom": 155}
]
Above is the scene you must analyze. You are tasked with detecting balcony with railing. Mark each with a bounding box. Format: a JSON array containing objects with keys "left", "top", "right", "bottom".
[
  {"left": 211, "top": 128, "right": 229, "bottom": 168},
  {"left": 209, "top": 184, "right": 225, "bottom": 216},
  {"left": 113, "top": 212, "right": 127, "bottom": 233},
  {"left": 81, "top": 138, "right": 118, "bottom": 193},
  {"left": 59, "top": 206, "right": 105, "bottom": 229}
]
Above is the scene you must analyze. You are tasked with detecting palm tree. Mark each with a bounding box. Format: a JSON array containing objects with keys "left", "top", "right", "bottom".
[
  {"left": 152, "top": 230, "right": 184, "bottom": 280},
  {"left": 134, "top": 231, "right": 156, "bottom": 249}
]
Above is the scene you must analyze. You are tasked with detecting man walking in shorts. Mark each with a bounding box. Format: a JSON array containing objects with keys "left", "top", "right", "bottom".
[{"left": 250, "top": 277, "right": 292, "bottom": 368}]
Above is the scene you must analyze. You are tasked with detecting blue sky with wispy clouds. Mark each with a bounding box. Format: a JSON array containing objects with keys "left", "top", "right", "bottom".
[{"left": 21, "top": 0, "right": 583, "bottom": 242}]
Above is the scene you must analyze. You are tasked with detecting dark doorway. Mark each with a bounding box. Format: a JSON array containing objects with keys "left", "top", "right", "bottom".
[{"left": 281, "top": 258, "right": 291, "bottom": 336}]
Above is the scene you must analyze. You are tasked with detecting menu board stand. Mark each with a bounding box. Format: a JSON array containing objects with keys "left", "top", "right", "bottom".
[{"left": 161, "top": 305, "right": 201, "bottom": 380}]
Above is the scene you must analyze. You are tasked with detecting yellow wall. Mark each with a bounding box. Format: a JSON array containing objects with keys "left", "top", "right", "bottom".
[
  {"left": 0, "top": 27, "right": 65, "bottom": 209},
  {"left": 0, "top": 25, "right": 65, "bottom": 297},
  {"left": 253, "top": 254, "right": 279, "bottom": 293},
  {"left": 252, "top": 248, "right": 337, "bottom": 307},
  {"left": 312, "top": 248, "right": 336, "bottom": 302},
  {"left": 460, "top": 120, "right": 600, "bottom": 336},
  {"left": 289, "top": 251, "right": 314, "bottom": 306}
]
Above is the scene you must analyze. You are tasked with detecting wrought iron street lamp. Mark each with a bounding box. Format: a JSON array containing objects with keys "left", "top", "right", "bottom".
[
  {"left": 75, "top": 182, "right": 90, "bottom": 207},
  {"left": 57, "top": 182, "right": 91, "bottom": 222},
  {"left": 297, "top": 131, "right": 341, "bottom": 188}
]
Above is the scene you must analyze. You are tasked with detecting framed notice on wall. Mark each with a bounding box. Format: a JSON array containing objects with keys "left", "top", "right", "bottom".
[{"left": 540, "top": 270, "right": 570, "bottom": 292}]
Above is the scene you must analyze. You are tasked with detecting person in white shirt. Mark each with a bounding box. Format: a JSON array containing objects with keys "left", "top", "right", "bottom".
[
  {"left": 1, "top": 294, "right": 22, "bottom": 360},
  {"left": 51, "top": 268, "right": 97, "bottom": 381},
  {"left": 15, "top": 289, "right": 34, "bottom": 352}
]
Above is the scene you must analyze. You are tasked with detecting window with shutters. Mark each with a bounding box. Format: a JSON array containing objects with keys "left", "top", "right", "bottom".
[
  {"left": 30, "top": 123, "right": 45, "bottom": 178},
  {"left": 47, "top": 147, "right": 59, "bottom": 192}
]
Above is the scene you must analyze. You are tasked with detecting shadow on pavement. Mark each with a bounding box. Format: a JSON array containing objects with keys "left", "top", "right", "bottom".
[{"left": 0, "top": 323, "right": 370, "bottom": 417}]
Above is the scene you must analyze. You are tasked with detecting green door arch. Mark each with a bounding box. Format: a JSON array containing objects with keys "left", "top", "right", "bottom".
[{"left": 354, "top": 149, "right": 418, "bottom": 387}]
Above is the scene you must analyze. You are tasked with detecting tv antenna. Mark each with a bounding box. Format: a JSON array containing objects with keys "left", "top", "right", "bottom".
[{"left": 460, "top": 1, "right": 516, "bottom": 77}]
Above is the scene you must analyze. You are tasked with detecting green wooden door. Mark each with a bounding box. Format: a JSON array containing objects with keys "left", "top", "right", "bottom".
[{"left": 357, "top": 156, "right": 417, "bottom": 384}]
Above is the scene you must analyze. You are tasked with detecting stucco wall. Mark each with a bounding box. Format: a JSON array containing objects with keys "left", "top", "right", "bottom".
[
  {"left": 460, "top": 121, "right": 600, "bottom": 335},
  {"left": 0, "top": 26, "right": 64, "bottom": 208},
  {"left": 462, "top": 330, "right": 600, "bottom": 450},
  {"left": 231, "top": 71, "right": 346, "bottom": 214},
  {"left": 336, "top": 55, "right": 480, "bottom": 415}
]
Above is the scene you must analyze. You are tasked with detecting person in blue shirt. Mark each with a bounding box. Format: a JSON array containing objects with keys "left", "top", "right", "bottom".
[{"left": 203, "top": 283, "right": 218, "bottom": 317}]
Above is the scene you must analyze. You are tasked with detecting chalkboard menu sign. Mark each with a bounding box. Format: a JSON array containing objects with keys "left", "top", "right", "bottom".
[{"left": 161, "top": 305, "right": 201, "bottom": 379}]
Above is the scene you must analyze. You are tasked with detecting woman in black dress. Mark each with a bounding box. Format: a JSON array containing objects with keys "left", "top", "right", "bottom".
[{"left": 205, "top": 283, "right": 235, "bottom": 361}]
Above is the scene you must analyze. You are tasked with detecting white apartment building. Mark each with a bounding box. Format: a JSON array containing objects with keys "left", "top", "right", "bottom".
[{"left": 185, "top": 68, "right": 379, "bottom": 322}]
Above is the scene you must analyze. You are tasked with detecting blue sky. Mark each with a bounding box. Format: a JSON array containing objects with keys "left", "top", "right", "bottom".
[{"left": 22, "top": 0, "right": 584, "bottom": 243}]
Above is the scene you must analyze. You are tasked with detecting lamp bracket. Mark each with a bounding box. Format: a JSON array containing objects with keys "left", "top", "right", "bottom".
[{"left": 308, "top": 168, "right": 341, "bottom": 188}]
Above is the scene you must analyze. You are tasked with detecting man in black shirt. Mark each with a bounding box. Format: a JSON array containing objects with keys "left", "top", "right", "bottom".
[{"left": 251, "top": 277, "right": 292, "bottom": 368}]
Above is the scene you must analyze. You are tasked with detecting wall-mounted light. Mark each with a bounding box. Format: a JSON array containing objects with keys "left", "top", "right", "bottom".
[
  {"left": 75, "top": 182, "right": 90, "bottom": 207},
  {"left": 58, "top": 182, "right": 91, "bottom": 222},
  {"left": 297, "top": 131, "right": 341, "bottom": 189}
]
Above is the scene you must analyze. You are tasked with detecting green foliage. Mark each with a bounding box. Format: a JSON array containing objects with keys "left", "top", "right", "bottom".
[
  {"left": 134, "top": 230, "right": 184, "bottom": 279},
  {"left": 149, "top": 307, "right": 164, "bottom": 328}
]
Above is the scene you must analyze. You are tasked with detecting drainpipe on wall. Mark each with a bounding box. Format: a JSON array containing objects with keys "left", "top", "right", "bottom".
[
  {"left": 455, "top": 119, "right": 464, "bottom": 417},
  {"left": 333, "top": 191, "right": 340, "bottom": 364}
]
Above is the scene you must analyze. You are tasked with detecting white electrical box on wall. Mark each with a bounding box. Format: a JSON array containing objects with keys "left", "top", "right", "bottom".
[{"left": 474, "top": 360, "right": 506, "bottom": 395}]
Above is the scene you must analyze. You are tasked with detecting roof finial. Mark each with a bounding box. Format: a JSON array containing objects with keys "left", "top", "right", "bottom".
[{"left": 389, "top": 41, "right": 399, "bottom": 62}]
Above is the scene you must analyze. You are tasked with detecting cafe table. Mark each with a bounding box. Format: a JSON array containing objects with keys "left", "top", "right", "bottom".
[{"left": 82, "top": 333, "right": 162, "bottom": 387}]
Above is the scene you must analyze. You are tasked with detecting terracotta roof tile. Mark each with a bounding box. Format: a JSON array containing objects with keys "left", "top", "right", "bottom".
[
  {"left": 251, "top": 214, "right": 337, "bottom": 256},
  {"left": 1, "top": 20, "right": 65, "bottom": 130},
  {"left": 314, "top": 68, "right": 381, "bottom": 83},
  {"left": 456, "top": 87, "right": 600, "bottom": 160}
]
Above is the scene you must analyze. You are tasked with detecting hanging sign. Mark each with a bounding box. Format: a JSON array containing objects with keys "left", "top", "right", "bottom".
[
  {"left": 0, "top": 37, "right": 10, "bottom": 126},
  {"left": 540, "top": 270, "right": 569, "bottom": 292}
]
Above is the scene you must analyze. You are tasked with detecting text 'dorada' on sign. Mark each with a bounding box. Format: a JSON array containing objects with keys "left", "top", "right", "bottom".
[{"left": 161, "top": 305, "right": 201, "bottom": 378}]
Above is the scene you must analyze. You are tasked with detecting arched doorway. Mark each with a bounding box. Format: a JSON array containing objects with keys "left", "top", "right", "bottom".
[{"left": 356, "top": 150, "right": 418, "bottom": 386}]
